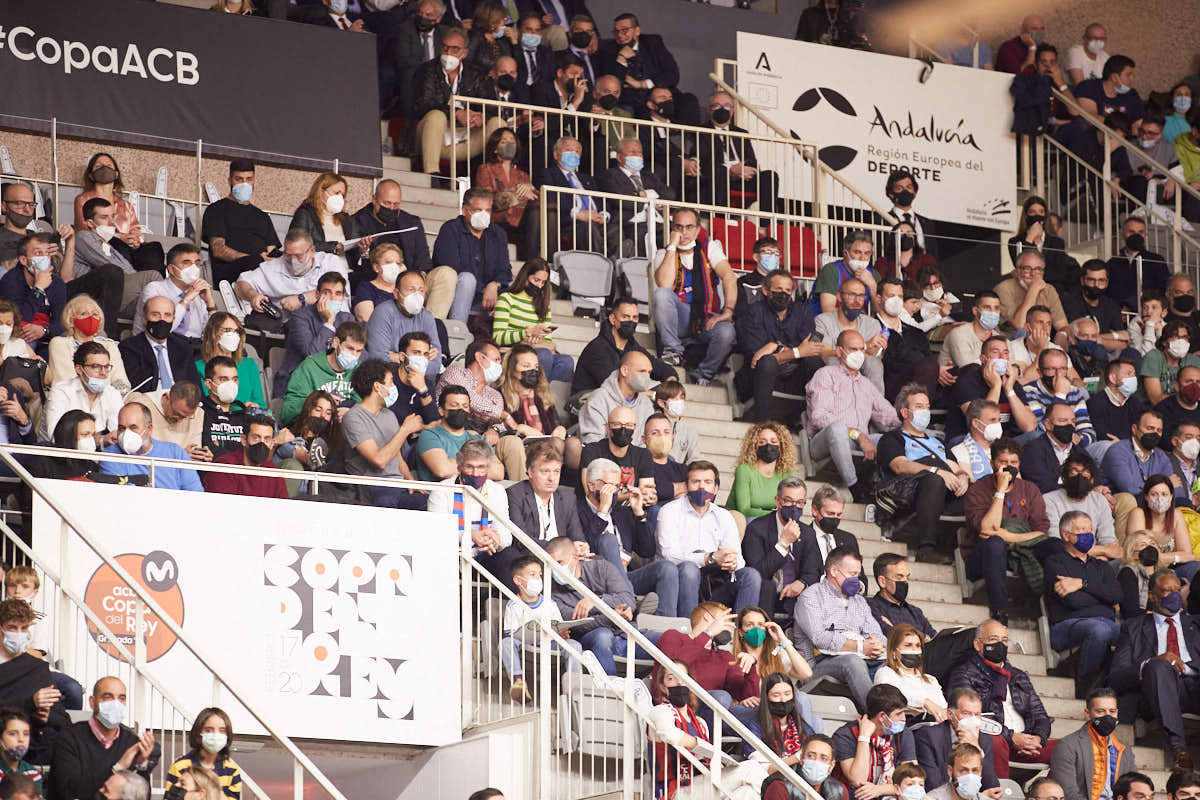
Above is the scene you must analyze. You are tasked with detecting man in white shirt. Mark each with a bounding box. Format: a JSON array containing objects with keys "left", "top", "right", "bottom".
[
  {"left": 132, "top": 243, "right": 214, "bottom": 341},
  {"left": 42, "top": 341, "right": 122, "bottom": 441},
  {"left": 427, "top": 438, "right": 512, "bottom": 557},
  {"left": 656, "top": 460, "right": 761, "bottom": 617},
  {"left": 1064, "top": 23, "right": 1109, "bottom": 86},
  {"left": 234, "top": 229, "right": 347, "bottom": 322}
]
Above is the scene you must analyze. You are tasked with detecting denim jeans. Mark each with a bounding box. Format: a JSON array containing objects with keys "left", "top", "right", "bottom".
[
  {"left": 674, "top": 561, "right": 763, "bottom": 617},
  {"left": 808, "top": 422, "right": 880, "bottom": 488},
  {"left": 577, "top": 626, "right": 655, "bottom": 675},
  {"left": 652, "top": 288, "right": 735, "bottom": 380},
  {"left": 535, "top": 347, "right": 575, "bottom": 383},
  {"left": 449, "top": 271, "right": 477, "bottom": 322},
  {"left": 499, "top": 632, "right": 583, "bottom": 678},
  {"left": 1050, "top": 616, "right": 1120, "bottom": 676},
  {"left": 628, "top": 560, "right": 680, "bottom": 618}
]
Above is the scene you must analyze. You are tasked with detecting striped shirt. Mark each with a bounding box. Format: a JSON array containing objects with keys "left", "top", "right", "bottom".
[
  {"left": 792, "top": 577, "right": 882, "bottom": 664},
  {"left": 1018, "top": 379, "right": 1096, "bottom": 445},
  {"left": 167, "top": 753, "right": 243, "bottom": 799},
  {"left": 492, "top": 290, "right": 553, "bottom": 347}
]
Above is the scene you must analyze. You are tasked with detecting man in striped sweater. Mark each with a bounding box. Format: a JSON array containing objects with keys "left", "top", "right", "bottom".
[{"left": 1018, "top": 348, "right": 1095, "bottom": 446}]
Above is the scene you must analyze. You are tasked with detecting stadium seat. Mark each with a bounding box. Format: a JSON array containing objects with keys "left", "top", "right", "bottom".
[
  {"left": 616, "top": 257, "right": 651, "bottom": 315},
  {"left": 218, "top": 280, "right": 250, "bottom": 322},
  {"left": 1038, "top": 596, "right": 1077, "bottom": 672},
  {"left": 444, "top": 318, "right": 471, "bottom": 362},
  {"left": 708, "top": 216, "right": 758, "bottom": 271},
  {"left": 766, "top": 222, "right": 823, "bottom": 279},
  {"left": 806, "top": 694, "right": 857, "bottom": 737},
  {"left": 554, "top": 250, "right": 613, "bottom": 315},
  {"left": 998, "top": 778, "right": 1025, "bottom": 799},
  {"left": 558, "top": 673, "right": 644, "bottom": 758}
]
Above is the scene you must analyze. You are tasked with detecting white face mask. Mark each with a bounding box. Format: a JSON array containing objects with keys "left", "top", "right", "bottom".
[
  {"left": 1169, "top": 339, "right": 1191, "bottom": 359},
  {"left": 989, "top": 358, "right": 1008, "bottom": 376},
  {"left": 846, "top": 258, "right": 869, "bottom": 271},
  {"left": 1148, "top": 495, "right": 1173, "bottom": 514},
  {"left": 219, "top": 331, "right": 242, "bottom": 353},
  {"left": 470, "top": 210, "right": 491, "bottom": 230},
  {"left": 667, "top": 399, "right": 685, "bottom": 417},
  {"left": 482, "top": 358, "right": 503, "bottom": 383},
  {"left": 441, "top": 53, "right": 461, "bottom": 72},
  {"left": 883, "top": 295, "right": 904, "bottom": 317},
  {"left": 402, "top": 292, "right": 425, "bottom": 315},
  {"left": 983, "top": 422, "right": 1003, "bottom": 442},
  {"left": 923, "top": 286, "right": 944, "bottom": 302},
  {"left": 119, "top": 429, "right": 143, "bottom": 455},
  {"left": 95, "top": 224, "right": 117, "bottom": 242},
  {"left": 177, "top": 265, "right": 202, "bottom": 285},
  {"left": 0, "top": 325, "right": 12, "bottom": 345},
  {"left": 523, "top": 577, "right": 543, "bottom": 597},
  {"left": 1182, "top": 438, "right": 1200, "bottom": 461},
  {"left": 325, "top": 194, "right": 345, "bottom": 215},
  {"left": 77, "top": 436, "right": 97, "bottom": 453},
  {"left": 1086, "top": 38, "right": 1104, "bottom": 54},
  {"left": 380, "top": 261, "right": 402, "bottom": 285},
  {"left": 215, "top": 381, "right": 239, "bottom": 405},
  {"left": 844, "top": 350, "right": 866, "bottom": 371}
]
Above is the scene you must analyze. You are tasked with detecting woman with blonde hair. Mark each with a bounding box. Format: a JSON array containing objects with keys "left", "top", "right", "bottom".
[
  {"left": 288, "top": 172, "right": 367, "bottom": 259},
  {"left": 727, "top": 606, "right": 811, "bottom": 723},
  {"left": 726, "top": 422, "right": 795, "bottom": 520},
  {"left": 352, "top": 243, "right": 404, "bottom": 322},
  {"left": 194, "top": 313, "right": 264, "bottom": 407},
  {"left": 47, "top": 295, "right": 129, "bottom": 391},
  {"left": 498, "top": 344, "right": 580, "bottom": 467},
  {"left": 872, "top": 623, "right": 947, "bottom": 722},
  {"left": 212, "top": 0, "right": 255, "bottom": 13},
  {"left": 1118, "top": 530, "right": 1170, "bottom": 618}
]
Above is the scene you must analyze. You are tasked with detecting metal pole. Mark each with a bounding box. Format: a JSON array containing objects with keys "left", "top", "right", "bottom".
[
  {"left": 538, "top": 621, "right": 552, "bottom": 800},
  {"left": 1101, "top": 132, "right": 1113, "bottom": 259},
  {"left": 50, "top": 118, "right": 59, "bottom": 227},
  {"left": 1136, "top": 254, "right": 1144, "bottom": 304},
  {"left": 195, "top": 140, "right": 203, "bottom": 247}
]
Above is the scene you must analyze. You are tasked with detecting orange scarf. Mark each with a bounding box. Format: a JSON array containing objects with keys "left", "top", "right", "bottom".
[{"left": 1087, "top": 724, "right": 1126, "bottom": 800}]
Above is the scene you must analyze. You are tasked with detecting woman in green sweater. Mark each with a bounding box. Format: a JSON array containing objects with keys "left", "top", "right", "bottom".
[
  {"left": 492, "top": 258, "right": 574, "bottom": 382},
  {"left": 726, "top": 421, "right": 796, "bottom": 520}
]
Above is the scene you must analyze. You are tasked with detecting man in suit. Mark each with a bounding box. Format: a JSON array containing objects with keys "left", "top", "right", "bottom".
[
  {"left": 118, "top": 296, "right": 201, "bottom": 395},
  {"left": 1020, "top": 402, "right": 1087, "bottom": 494},
  {"left": 638, "top": 86, "right": 700, "bottom": 204},
  {"left": 578, "top": 455, "right": 678, "bottom": 615},
  {"left": 695, "top": 91, "right": 781, "bottom": 213},
  {"left": 741, "top": 476, "right": 811, "bottom": 617},
  {"left": 517, "top": 0, "right": 591, "bottom": 52},
  {"left": 1048, "top": 688, "right": 1137, "bottom": 798},
  {"left": 514, "top": 12, "right": 554, "bottom": 89},
  {"left": 599, "top": 13, "right": 695, "bottom": 123},
  {"left": 539, "top": 136, "right": 620, "bottom": 255},
  {"left": 389, "top": 0, "right": 451, "bottom": 120},
  {"left": 566, "top": 13, "right": 601, "bottom": 85},
  {"left": 915, "top": 687, "right": 1000, "bottom": 792},
  {"left": 531, "top": 52, "right": 595, "bottom": 172},
  {"left": 1110, "top": 570, "right": 1200, "bottom": 770},
  {"left": 795, "top": 485, "right": 860, "bottom": 591},
  {"left": 411, "top": 28, "right": 501, "bottom": 175},
  {"left": 505, "top": 439, "right": 587, "bottom": 552},
  {"left": 589, "top": 76, "right": 637, "bottom": 163},
  {"left": 597, "top": 138, "right": 671, "bottom": 258},
  {"left": 883, "top": 169, "right": 938, "bottom": 261}
]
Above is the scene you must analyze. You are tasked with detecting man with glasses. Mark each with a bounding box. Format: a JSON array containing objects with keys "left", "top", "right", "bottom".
[
  {"left": 995, "top": 249, "right": 1068, "bottom": 334},
  {"left": 566, "top": 15, "right": 601, "bottom": 85},
  {"left": 411, "top": 28, "right": 502, "bottom": 176},
  {"left": 741, "top": 476, "right": 813, "bottom": 616},
  {"left": 43, "top": 341, "right": 122, "bottom": 442},
  {"left": 697, "top": 91, "right": 782, "bottom": 213},
  {"left": 814, "top": 231, "right": 878, "bottom": 314},
  {"left": 599, "top": 13, "right": 694, "bottom": 122},
  {"left": 233, "top": 229, "right": 347, "bottom": 325},
  {"left": 815, "top": 277, "right": 887, "bottom": 393},
  {"left": 0, "top": 183, "right": 55, "bottom": 268},
  {"left": 578, "top": 405, "right": 657, "bottom": 502},
  {"left": 97, "top": 402, "right": 203, "bottom": 492}
]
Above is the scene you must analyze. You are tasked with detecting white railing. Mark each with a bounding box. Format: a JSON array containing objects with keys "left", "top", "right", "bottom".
[{"left": 0, "top": 444, "right": 826, "bottom": 800}]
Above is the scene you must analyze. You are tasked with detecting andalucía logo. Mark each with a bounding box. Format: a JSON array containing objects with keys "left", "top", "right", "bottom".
[
  {"left": 84, "top": 552, "right": 184, "bottom": 663},
  {"left": 792, "top": 87, "right": 859, "bottom": 170}
]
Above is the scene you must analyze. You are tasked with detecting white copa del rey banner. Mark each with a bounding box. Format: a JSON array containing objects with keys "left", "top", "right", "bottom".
[
  {"left": 33, "top": 480, "right": 461, "bottom": 746},
  {"left": 736, "top": 32, "right": 1017, "bottom": 230}
]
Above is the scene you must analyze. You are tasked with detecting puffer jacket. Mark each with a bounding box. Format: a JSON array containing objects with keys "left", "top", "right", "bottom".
[{"left": 946, "top": 653, "right": 1053, "bottom": 743}]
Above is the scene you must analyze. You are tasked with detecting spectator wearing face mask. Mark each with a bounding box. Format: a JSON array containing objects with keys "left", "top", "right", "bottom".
[
  {"left": 945, "top": 336, "right": 1038, "bottom": 446},
  {"left": 342, "top": 359, "right": 425, "bottom": 508},
  {"left": 740, "top": 477, "right": 811, "bottom": 617},
  {"left": 1102, "top": 410, "right": 1172, "bottom": 496},
  {"left": 1155, "top": 366, "right": 1200, "bottom": 446},
  {"left": 577, "top": 350, "right": 656, "bottom": 445},
  {"left": 1117, "top": 532, "right": 1166, "bottom": 618},
  {"left": 726, "top": 422, "right": 796, "bottom": 521},
  {"left": 474, "top": 128, "right": 539, "bottom": 261},
  {"left": 995, "top": 15, "right": 1045, "bottom": 75},
  {"left": 280, "top": 321, "right": 365, "bottom": 427},
  {"left": 428, "top": 437, "right": 511, "bottom": 556},
  {"left": 200, "top": 160, "right": 279, "bottom": 286},
  {"left": 831, "top": 683, "right": 918, "bottom": 791},
  {"left": 46, "top": 296, "right": 126, "bottom": 390},
  {"left": 1141, "top": 318, "right": 1200, "bottom": 406},
  {"left": 274, "top": 272, "right": 355, "bottom": 397},
  {"left": 1064, "top": 23, "right": 1109, "bottom": 84},
  {"left": 795, "top": 486, "right": 861, "bottom": 592},
  {"left": 1108, "top": 219, "right": 1170, "bottom": 311},
  {"left": 0, "top": 234, "right": 68, "bottom": 356},
  {"left": 1050, "top": 688, "right": 1136, "bottom": 800},
  {"left": 164, "top": 708, "right": 241, "bottom": 800},
  {"left": 349, "top": 183, "right": 438, "bottom": 294},
  {"left": 288, "top": 172, "right": 364, "bottom": 261},
  {"left": 814, "top": 232, "right": 878, "bottom": 315},
  {"left": 42, "top": 341, "right": 123, "bottom": 443},
  {"left": 577, "top": 405, "right": 657, "bottom": 502},
  {"left": 644, "top": 413, "right": 686, "bottom": 510},
  {"left": 1062, "top": 261, "right": 1128, "bottom": 354},
  {"left": 697, "top": 91, "right": 782, "bottom": 213},
  {"left": 388, "top": 0, "right": 451, "bottom": 126},
  {"left": 200, "top": 414, "right": 287, "bottom": 498},
  {"left": 365, "top": 269, "right": 442, "bottom": 383},
  {"left": 0, "top": 599, "right": 68, "bottom": 766},
  {"left": 416, "top": 384, "right": 505, "bottom": 483},
  {"left": 132, "top": 243, "right": 213, "bottom": 343},
  {"left": 596, "top": 137, "right": 671, "bottom": 259},
  {"left": 1165, "top": 84, "right": 1194, "bottom": 143},
  {"left": 914, "top": 688, "right": 999, "bottom": 792},
  {"left": 1124, "top": 474, "right": 1199, "bottom": 582},
  {"left": 198, "top": 357, "right": 247, "bottom": 460},
  {"left": 71, "top": 198, "right": 160, "bottom": 321},
  {"left": 649, "top": 378, "right": 697, "bottom": 464},
  {"left": 939, "top": 291, "right": 1004, "bottom": 369},
  {"left": 638, "top": 87, "right": 700, "bottom": 203},
  {"left": 492, "top": 258, "right": 573, "bottom": 382},
  {"left": 193, "top": 316, "right": 262, "bottom": 410},
  {"left": 233, "top": 229, "right": 348, "bottom": 325},
  {"left": 1042, "top": 453, "right": 1121, "bottom": 559},
  {"left": 995, "top": 249, "right": 1069, "bottom": 336},
  {"left": 1087, "top": 358, "right": 1143, "bottom": 452},
  {"left": 758, "top": 728, "right": 843, "bottom": 800},
  {"left": 876, "top": 221, "right": 936, "bottom": 285},
  {"left": 1168, "top": 420, "right": 1200, "bottom": 507},
  {"left": 118, "top": 296, "right": 202, "bottom": 395},
  {"left": 571, "top": 298, "right": 672, "bottom": 396},
  {"left": 433, "top": 188, "right": 513, "bottom": 323},
  {"left": 1063, "top": 318, "right": 1109, "bottom": 382},
  {"left": 388, "top": 331, "right": 440, "bottom": 429},
  {"left": 126, "top": 381, "right": 204, "bottom": 458},
  {"left": 1075, "top": 55, "right": 1144, "bottom": 127},
  {"left": 950, "top": 400, "right": 1003, "bottom": 482},
  {"left": 353, "top": 243, "right": 408, "bottom": 321},
  {"left": 816, "top": 278, "right": 887, "bottom": 394}
]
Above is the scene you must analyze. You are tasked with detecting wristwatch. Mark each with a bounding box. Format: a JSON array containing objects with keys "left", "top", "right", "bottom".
[
  {"left": 792, "top": 346, "right": 800, "bottom": 359},
  {"left": 297, "top": 293, "right": 307, "bottom": 308}
]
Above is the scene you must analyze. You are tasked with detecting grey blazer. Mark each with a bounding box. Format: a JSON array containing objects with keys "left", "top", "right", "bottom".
[{"left": 1048, "top": 724, "right": 1135, "bottom": 800}]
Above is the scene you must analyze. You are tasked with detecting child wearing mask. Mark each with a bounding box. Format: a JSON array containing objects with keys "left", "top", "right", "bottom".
[
  {"left": 0, "top": 709, "right": 42, "bottom": 796},
  {"left": 500, "top": 556, "right": 581, "bottom": 702},
  {"left": 653, "top": 378, "right": 700, "bottom": 464}
]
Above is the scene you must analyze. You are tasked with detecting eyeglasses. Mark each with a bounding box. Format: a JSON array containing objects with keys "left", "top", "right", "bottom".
[
  {"left": 82, "top": 363, "right": 112, "bottom": 373},
  {"left": 3, "top": 200, "right": 34, "bottom": 210},
  {"left": 1016, "top": 265, "right": 1045, "bottom": 274},
  {"left": 840, "top": 292, "right": 867, "bottom": 301}
]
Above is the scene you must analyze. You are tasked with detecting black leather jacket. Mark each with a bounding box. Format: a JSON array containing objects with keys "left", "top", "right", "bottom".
[{"left": 412, "top": 59, "right": 497, "bottom": 121}]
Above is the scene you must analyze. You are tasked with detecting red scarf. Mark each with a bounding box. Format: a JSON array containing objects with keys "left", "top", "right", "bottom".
[
  {"left": 654, "top": 705, "right": 709, "bottom": 799},
  {"left": 776, "top": 716, "right": 804, "bottom": 757},
  {"left": 670, "top": 233, "right": 721, "bottom": 334},
  {"left": 980, "top": 654, "right": 1012, "bottom": 707},
  {"left": 845, "top": 722, "right": 895, "bottom": 784}
]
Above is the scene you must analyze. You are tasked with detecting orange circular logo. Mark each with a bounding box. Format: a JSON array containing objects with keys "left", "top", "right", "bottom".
[{"left": 83, "top": 553, "right": 185, "bottom": 663}]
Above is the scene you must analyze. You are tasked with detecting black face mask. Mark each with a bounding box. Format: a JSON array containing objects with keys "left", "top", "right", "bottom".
[
  {"left": 1124, "top": 233, "right": 1146, "bottom": 252},
  {"left": 711, "top": 630, "right": 732, "bottom": 647},
  {"left": 817, "top": 517, "right": 839, "bottom": 535},
  {"left": 767, "top": 700, "right": 793, "bottom": 718},
  {"left": 981, "top": 641, "right": 1007, "bottom": 664},
  {"left": 615, "top": 319, "right": 637, "bottom": 340},
  {"left": 756, "top": 444, "right": 780, "bottom": 463},
  {"left": 496, "top": 73, "right": 517, "bottom": 92},
  {"left": 4, "top": 210, "right": 32, "bottom": 229},
  {"left": 597, "top": 93, "right": 619, "bottom": 110},
  {"left": 1174, "top": 294, "right": 1196, "bottom": 313},
  {"left": 377, "top": 207, "right": 401, "bottom": 226},
  {"left": 415, "top": 15, "right": 435, "bottom": 31},
  {"left": 1082, "top": 285, "right": 1103, "bottom": 300},
  {"left": 711, "top": 107, "right": 732, "bottom": 125},
  {"left": 899, "top": 234, "right": 916, "bottom": 251},
  {"left": 667, "top": 685, "right": 690, "bottom": 707},
  {"left": 892, "top": 189, "right": 915, "bottom": 207},
  {"left": 444, "top": 408, "right": 469, "bottom": 430},
  {"left": 899, "top": 652, "right": 923, "bottom": 669},
  {"left": 91, "top": 165, "right": 117, "bottom": 184},
  {"left": 1139, "top": 432, "right": 1162, "bottom": 451},
  {"left": 569, "top": 30, "right": 593, "bottom": 49},
  {"left": 1090, "top": 715, "right": 1118, "bottom": 737},
  {"left": 655, "top": 100, "right": 675, "bottom": 119},
  {"left": 1063, "top": 473, "right": 1092, "bottom": 499},
  {"left": 1051, "top": 423, "right": 1075, "bottom": 443},
  {"left": 768, "top": 291, "right": 792, "bottom": 312},
  {"left": 307, "top": 416, "right": 329, "bottom": 437},
  {"left": 145, "top": 319, "right": 172, "bottom": 341},
  {"left": 889, "top": 580, "right": 909, "bottom": 604},
  {"left": 563, "top": 78, "right": 577, "bottom": 95},
  {"left": 519, "top": 368, "right": 541, "bottom": 388},
  {"left": 1138, "top": 545, "right": 1160, "bottom": 567},
  {"left": 610, "top": 427, "right": 634, "bottom": 448},
  {"left": 1026, "top": 214, "right": 1045, "bottom": 227},
  {"left": 246, "top": 441, "right": 271, "bottom": 465},
  {"left": 525, "top": 282, "right": 543, "bottom": 298}
]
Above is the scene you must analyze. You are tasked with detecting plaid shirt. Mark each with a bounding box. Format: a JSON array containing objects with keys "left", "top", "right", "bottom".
[{"left": 792, "top": 577, "right": 882, "bottom": 664}]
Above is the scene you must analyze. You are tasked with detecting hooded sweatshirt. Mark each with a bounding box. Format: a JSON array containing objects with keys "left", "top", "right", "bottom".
[
  {"left": 577, "top": 369, "right": 657, "bottom": 445},
  {"left": 570, "top": 321, "right": 675, "bottom": 395},
  {"left": 281, "top": 351, "right": 358, "bottom": 425}
]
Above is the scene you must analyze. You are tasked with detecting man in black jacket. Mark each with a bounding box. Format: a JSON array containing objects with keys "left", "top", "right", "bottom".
[
  {"left": 914, "top": 687, "right": 1001, "bottom": 791},
  {"left": 597, "top": 138, "right": 673, "bottom": 257},
  {"left": 350, "top": 179, "right": 433, "bottom": 279},
  {"left": 735, "top": 269, "right": 823, "bottom": 422},
  {"left": 1110, "top": 571, "right": 1200, "bottom": 770},
  {"left": 599, "top": 13, "right": 696, "bottom": 123},
  {"left": 570, "top": 297, "right": 673, "bottom": 395},
  {"left": 117, "top": 296, "right": 201, "bottom": 395},
  {"left": 741, "top": 476, "right": 811, "bottom": 616},
  {"left": 47, "top": 676, "right": 158, "bottom": 800},
  {"left": 0, "top": 600, "right": 67, "bottom": 764},
  {"left": 795, "top": 485, "right": 860, "bottom": 589},
  {"left": 412, "top": 28, "right": 502, "bottom": 175},
  {"left": 695, "top": 91, "right": 781, "bottom": 213},
  {"left": 389, "top": 0, "right": 451, "bottom": 121},
  {"left": 637, "top": 87, "right": 700, "bottom": 203}
]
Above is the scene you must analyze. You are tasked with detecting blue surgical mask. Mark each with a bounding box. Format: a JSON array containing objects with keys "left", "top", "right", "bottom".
[
  {"left": 328, "top": 299, "right": 349, "bottom": 315},
  {"left": 406, "top": 354, "right": 429, "bottom": 374},
  {"left": 336, "top": 349, "right": 359, "bottom": 371},
  {"left": 96, "top": 699, "right": 126, "bottom": 729},
  {"left": 910, "top": 408, "right": 931, "bottom": 431},
  {"left": 886, "top": 719, "right": 906, "bottom": 735},
  {"left": 521, "top": 32, "right": 542, "bottom": 49},
  {"left": 901, "top": 786, "right": 927, "bottom": 800},
  {"left": 384, "top": 384, "right": 399, "bottom": 407},
  {"left": 30, "top": 255, "right": 52, "bottom": 272},
  {"left": 1115, "top": 82, "right": 1131, "bottom": 95},
  {"left": 85, "top": 376, "right": 109, "bottom": 394},
  {"left": 624, "top": 156, "right": 644, "bottom": 173},
  {"left": 978, "top": 310, "right": 1000, "bottom": 330},
  {"left": 329, "top": 0, "right": 348, "bottom": 13},
  {"left": 801, "top": 760, "right": 831, "bottom": 785},
  {"left": 231, "top": 182, "right": 253, "bottom": 203},
  {"left": 757, "top": 252, "right": 780, "bottom": 272},
  {"left": 1118, "top": 376, "right": 1138, "bottom": 397},
  {"left": 561, "top": 151, "right": 581, "bottom": 171},
  {"left": 955, "top": 774, "right": 983, "bottom": 798},
  {"left": 1175, "top": 96, "right": 1193, "bottom": 114}
]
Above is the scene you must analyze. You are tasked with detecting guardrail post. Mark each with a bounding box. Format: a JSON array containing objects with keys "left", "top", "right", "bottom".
[
  {"left": 133, "top": 597, "right": 147, "bottom": 720},
  {"left": 538, "top": 620, "right": 552, "bottom": 800},
  {"left": 294, "top": 756, "right": 303, "bottom": 800},
  {"left": 51, "top": 118, "right": 59, "bottom": 228},
  {"left": 58, "top": 519, "right": 71, "bottom": 678},
  {"left": 195, "top": 139, "right": 204, "bottom": 248},
  {"left": 622, "top": 634, "right": 635, "bottom": 800},
  {"left": 1175, "top": 189, "right": 1185, "bottom": 272},
  {"left": 1102, "top": 132, "right": 1113, "bottom": 259},
  {"left": 460, "top": 554, "right": 472, "bottom": 730}
]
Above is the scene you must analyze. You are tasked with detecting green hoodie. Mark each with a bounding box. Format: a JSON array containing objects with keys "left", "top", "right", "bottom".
[
  {"left": 281, "top": 351, "right": 358, "bottom": 425},
  {"left": 1175, "top": 130, "right": 1200, "bottom": 184}
]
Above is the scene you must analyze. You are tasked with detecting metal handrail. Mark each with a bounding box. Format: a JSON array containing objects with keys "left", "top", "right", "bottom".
[
  {"left": 1, "top": 444, "right": 825, "bottom": 800},
  {"left": 0, "top": 446, "right": 348, "bottom": 800}
]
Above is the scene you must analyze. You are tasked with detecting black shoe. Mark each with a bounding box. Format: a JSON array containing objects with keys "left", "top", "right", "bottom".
[
  {"left": 849, "top": 481, "right": 874, "bottom": 504},
  {"left": 988, "top": 609, "right": 1009, "bottom": 626},
  {"left": 915, "top": 549, "right": 953, "bottom": 566}
]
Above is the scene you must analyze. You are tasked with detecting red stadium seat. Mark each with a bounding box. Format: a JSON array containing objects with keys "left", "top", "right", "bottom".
[
  {"left": 767, "top": 222, "right": 823, "bottom": 279},
  {"left": 708, "top": 216, "right": 759, "bottom": 271}
]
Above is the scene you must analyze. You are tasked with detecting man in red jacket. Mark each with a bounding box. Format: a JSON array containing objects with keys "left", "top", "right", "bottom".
[{"left": 201, "top": 414, "right": 288, "bottom": 499}]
